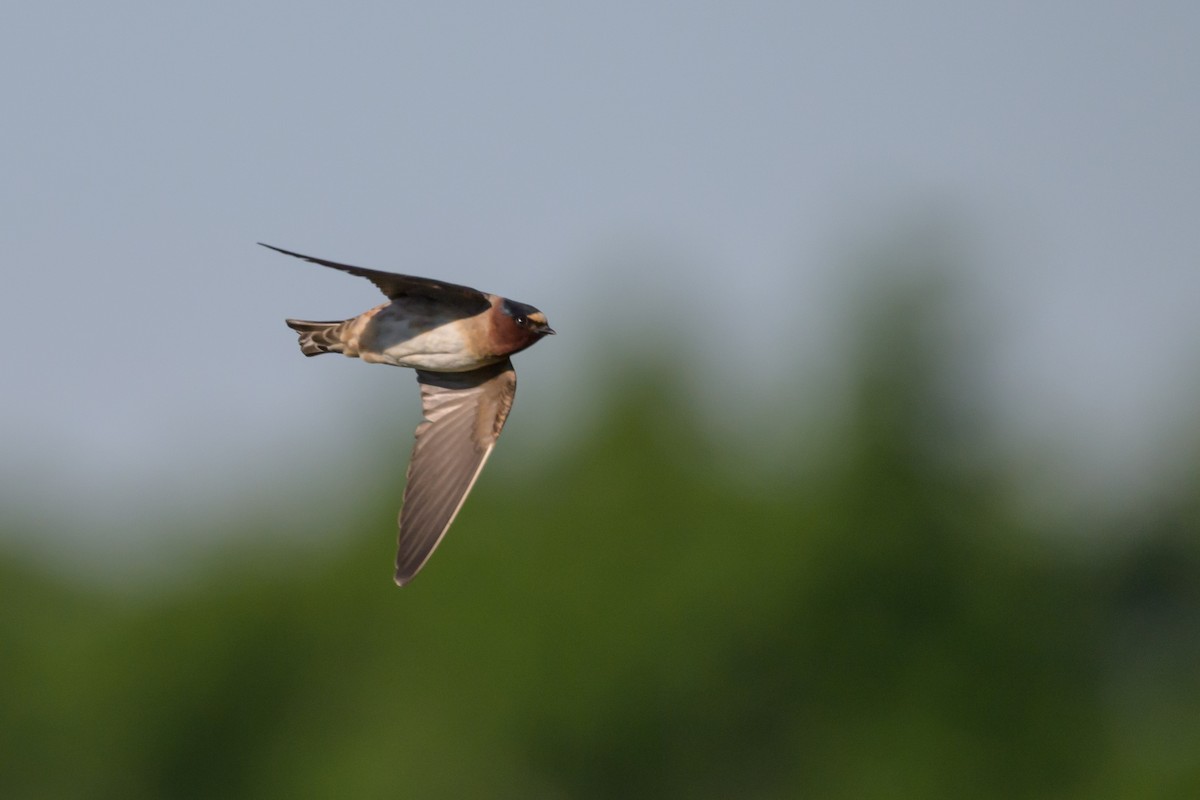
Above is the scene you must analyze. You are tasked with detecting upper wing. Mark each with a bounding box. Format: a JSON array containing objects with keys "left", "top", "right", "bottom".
[
  {"left": 394, "top": 359, "right": 518, "bottom": 586},
  {"left": 259, "top": 243, "right": 490, "bottom": 310}
]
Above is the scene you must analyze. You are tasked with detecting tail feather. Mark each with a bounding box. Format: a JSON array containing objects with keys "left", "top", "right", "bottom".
[{"left": 286, "top": 318, "right": 349, "bottom": 356}]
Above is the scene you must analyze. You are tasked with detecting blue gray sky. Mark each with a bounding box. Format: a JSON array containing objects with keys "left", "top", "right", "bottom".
[{"left": 3, "top": 3, "right": 1198, "bottom": 556}]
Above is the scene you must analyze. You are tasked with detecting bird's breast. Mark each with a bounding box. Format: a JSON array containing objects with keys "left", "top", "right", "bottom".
[{"left": 356, "top": 303, "right": 496, "bottom": 372}]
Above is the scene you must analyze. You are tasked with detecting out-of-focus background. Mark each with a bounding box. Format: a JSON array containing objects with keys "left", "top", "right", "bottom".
[{"left": 3, "top": 3, "right": 1199, "bottom": 797}]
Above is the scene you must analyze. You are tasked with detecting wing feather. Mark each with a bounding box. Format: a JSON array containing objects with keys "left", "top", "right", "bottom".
[
  {"left": 260, "top": 243, "right": 490, "bottom": 312},
  {"left": 394, "top": 360, "right": 517, "bottom": 585}
]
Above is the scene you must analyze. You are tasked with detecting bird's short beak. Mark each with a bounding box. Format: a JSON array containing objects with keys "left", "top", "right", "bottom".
[{"left": 539, "top": 324, "right": 556, "bottom": 335}]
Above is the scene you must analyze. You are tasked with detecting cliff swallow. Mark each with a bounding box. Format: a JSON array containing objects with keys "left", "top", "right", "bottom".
[{"left": 262, "top": 243, "right": 554, "bottom": 586}]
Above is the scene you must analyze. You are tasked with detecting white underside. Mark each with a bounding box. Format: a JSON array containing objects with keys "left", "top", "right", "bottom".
[{"left": 359, "top": 319, "right": 488, "bottom": 372}]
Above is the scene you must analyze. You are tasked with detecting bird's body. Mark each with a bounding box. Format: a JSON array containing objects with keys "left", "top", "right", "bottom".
[
  {"left": 263, "top": 243, "right": 554, "bottom": 585},
  {"left": 291, "top": 299, "right": 505, "bottom": 371}
]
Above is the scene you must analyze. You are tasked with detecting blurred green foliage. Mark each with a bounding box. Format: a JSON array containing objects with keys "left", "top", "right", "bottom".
[{"left": 2, "top": 285, "right": 1198, "bottom": 798}]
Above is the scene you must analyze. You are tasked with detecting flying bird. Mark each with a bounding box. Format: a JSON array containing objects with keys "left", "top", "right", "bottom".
[{"left": 263, "top": 243, "right": 555, "bottom": 586}]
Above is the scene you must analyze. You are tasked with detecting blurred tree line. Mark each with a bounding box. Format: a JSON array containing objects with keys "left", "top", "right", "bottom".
[{"left": 1, "top": 278, "right": 1197, "bottom": 799}]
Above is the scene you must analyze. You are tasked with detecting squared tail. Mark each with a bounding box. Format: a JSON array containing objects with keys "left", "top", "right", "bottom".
[{"left": 285, "top": 319, "right": 349, "bottom": 356}]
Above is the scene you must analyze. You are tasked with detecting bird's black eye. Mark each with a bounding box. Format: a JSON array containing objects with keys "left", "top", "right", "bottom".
[{"left": 514, "top": 315, "right": 528, "bottom": 326}]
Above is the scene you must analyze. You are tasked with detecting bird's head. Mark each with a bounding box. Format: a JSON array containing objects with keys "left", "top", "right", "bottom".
[
  {"left": 501, "top": 299, "right": 556, "bottom": 337},
  {"left": 490, "top": 297, "right": 555, "bottom": 357}
]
